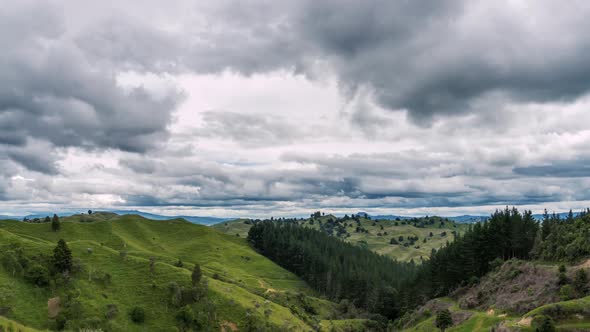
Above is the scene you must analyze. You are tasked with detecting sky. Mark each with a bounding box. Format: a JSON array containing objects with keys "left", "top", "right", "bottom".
[{"left": 1, "top": 0, "right": 590, "bottom": 218}]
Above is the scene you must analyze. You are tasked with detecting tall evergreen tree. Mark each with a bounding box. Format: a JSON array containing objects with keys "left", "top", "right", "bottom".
[
  {"left": 435, "top": 309, "right": 453, "bottom": 331},
  {"left": 573, "top": 269, "right": 589, "bottom": 296},
  {"left": 53, "top": 239, "right": 72, "bottom": 273},
  {"left": 51, "top": 214, "right": 60, "bottom": 232},
  {"left": 191, "top": 264, "right": 202, "bottom": 286}
]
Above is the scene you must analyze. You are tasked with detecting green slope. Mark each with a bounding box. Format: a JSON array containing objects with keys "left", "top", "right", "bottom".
[
  {"left": 0, "top": 215, "right": 344, "bottom": 331},
  {"left": 214, "top": 216, "right": 468, "bottom": 262}
]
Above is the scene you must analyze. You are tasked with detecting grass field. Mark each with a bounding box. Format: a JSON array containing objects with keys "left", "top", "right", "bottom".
[
  {"left": 214, "top": 215, "right": 469, "bottom": 262},
  {"left": 0, "top": 213, "right": 349, "bottom": 331}
]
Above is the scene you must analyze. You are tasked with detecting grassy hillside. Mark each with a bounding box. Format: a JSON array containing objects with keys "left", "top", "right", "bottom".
[
  {"left": 400, "top": 259, "right": 590, "bottom": 331},
  {"left": 0, "top": 214, "right": 358, "bottom": 331},
  {"left": 214, "top": 215, "right": 468, "bottom": 261}
]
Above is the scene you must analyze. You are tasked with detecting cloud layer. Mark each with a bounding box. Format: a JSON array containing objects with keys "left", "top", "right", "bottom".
[{"left": 2, "top": 0, "right": 590, "bottom": 217}]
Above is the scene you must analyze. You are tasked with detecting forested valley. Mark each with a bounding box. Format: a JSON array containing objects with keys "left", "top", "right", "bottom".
[{"left": 248, "top": 207, "right": 590, "bottom": 330}]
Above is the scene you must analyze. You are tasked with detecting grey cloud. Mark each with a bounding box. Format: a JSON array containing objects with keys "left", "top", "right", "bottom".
[
  {"left": 513, "top": 160, "right": 590, "bottom": 178},
  {"left": 0, "top": 2, "right": 181, "bottom": 174},
  {"left": 6, "top": 148, "right": 59, "bottom": 175},
  {"left": 197, "top": 111, "right": 304, "bottom": 147},
  {"left": 294, "top": 0, "right": 590, "bottom": 121},
  {"left": 75, "top": 1, "right": 305, "bottom": 75},
  {"left": 73, "top": 1, "right": 590, "bottom": 122}
]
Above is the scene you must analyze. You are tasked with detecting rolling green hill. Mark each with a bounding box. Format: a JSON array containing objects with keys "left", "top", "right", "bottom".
[
  {"left": 214, "top": 215, "right": 469, "bottom": 262},
  {"left": 0, "top": 214, "right": 364, "bottom": 331}
]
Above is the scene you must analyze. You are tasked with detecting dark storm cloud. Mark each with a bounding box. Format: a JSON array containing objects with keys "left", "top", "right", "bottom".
[
  {"left": 292, "top": 0, "right": 590, "bottom": 121},
  {"left": 71, "top": 1, "right": 590, "bottom": 122},
  {"left": 0, "top": 2, "right": 181, "bottom": 174},
  {"left": 513, "top": 160, "right": 590, "bottom": 178}
]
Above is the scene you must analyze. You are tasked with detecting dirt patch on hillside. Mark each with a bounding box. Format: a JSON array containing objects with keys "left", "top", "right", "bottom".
[
  {"left": 220, "top": 321, "right": 238, "bottom": 331},
  {"left": 517, "top": 316, "right": 532, "bottom": 327},
  {"left": 47, "top": 297, "right": 61, "bottom": 318},
  {"left": 258, "top": 279, "right": 282, "bottom": 294},
  {"left": 458, "top": 260, "right": 559, "bottom": 314},
  {"left": 576, "top": 259, "right": 590, "bottom": 269}
]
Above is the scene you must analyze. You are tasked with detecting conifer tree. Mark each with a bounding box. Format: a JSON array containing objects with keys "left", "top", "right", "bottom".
[
  {"left": 191, "top": 264, "right": 202, "bottom": 286},
  {"left": 435, "top": 309, "right": 453, "bottom": 331},
  {"left": 53, "top": 239, "right": 72, "bottom": 273},
  {"left": 51, "top": 214, "right": 60, "bottom": 232}
]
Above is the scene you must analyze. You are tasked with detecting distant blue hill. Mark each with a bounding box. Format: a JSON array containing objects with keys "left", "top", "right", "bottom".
[
  {"left": 108, "top": 210, "right": 235, "bottom": 225},
  {"left": 0, "top": 210, "right": 235, "bottom": 225},
  {"left": 359, "top": 212, "right": 488, "bottom": 223},
  {"left": 531, "top": 211, "right": 580, "bottom": 221}
]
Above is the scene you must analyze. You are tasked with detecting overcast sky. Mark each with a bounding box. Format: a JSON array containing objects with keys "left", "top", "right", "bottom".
[{"left": 2, "top": 0, "right": 590, "bottom": 218}]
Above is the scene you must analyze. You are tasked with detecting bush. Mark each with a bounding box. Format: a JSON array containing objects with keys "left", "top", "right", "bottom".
[
  {"left": 129, "top": 307, "right": 145, "bottom": 324},
  {"left": 559, "top": 284, "right": 575, "bottom": 300},
  {"left": 55, "top": 313, "right": 67, "bottom": 331},
  {"left": 490, "top": 258, "right": 504, "bottom": 270},
  {"left": 557, "top": 272, "right": 569, "bottom": 286},
  {"left": 532, "top": 315, "right": 556, "bottom": 332},
  {"left": 24, "top": 264, "right": 49, "bottom": 287},
  {"left": 175, "top": 306, "right": 193, "bottom": 329},
  {"left": 573, "top": 268, "right": 589, "bottom": 296},
  {"left": 435, "top": 309, "right": 453, "bottom": 331},
  {"left": 104, "top": 304, "right": 118, "bottom": 320}
]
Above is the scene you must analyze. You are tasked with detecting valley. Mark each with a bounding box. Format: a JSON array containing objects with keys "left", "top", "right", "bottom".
[{"left": 214, "top": 214, "right": 469, "bottom": 262}]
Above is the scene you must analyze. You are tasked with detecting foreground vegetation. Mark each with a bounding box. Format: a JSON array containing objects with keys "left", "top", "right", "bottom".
[
  {"left": 2, "top": 207, "right": 590, "bottom": 331},
  {"left": 0, "top": 213, "right": 373, "bottom": 331}
]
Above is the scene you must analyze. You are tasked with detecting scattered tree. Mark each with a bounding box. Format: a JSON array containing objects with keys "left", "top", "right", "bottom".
[
  {"left": 129, "top": 306, "right": 145, "bottom": 324},
  {"left": 573, "top": 268, "right": 589, "bottom": 296},
  {"left": 191, "top": 264, "right": 202, "bottom": 286},
  {"left": 51, "top": 214, "right": 60, "bottom": 232},
  {"left": 435, "top": 309, "right": 453, "bottom": 332},
  {"left": 53, "top": 239, "right": 73, "bottom": 273}
]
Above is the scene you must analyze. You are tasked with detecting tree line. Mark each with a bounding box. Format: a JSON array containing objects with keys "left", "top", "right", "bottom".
[{"left": 247, "top": 221, "right": 419, "bottom": 320}]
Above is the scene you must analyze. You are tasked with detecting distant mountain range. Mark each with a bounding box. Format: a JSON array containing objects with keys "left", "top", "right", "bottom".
[
  {"left": 358, "top": 212, "right": 489, "bottom": 223},
  {"left": 361, "top": 211, "right": 583, "bottom": 223},
  {"left": 0, "top": 210, "right": 235, "bottom": 225},
  {"left": 0, "top": 210, "right": 582, "bottom": 225}
]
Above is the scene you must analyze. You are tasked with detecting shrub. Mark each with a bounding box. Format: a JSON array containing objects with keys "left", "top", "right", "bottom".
[
  {"left": 55, "top": 313, "right": 67, "bottom": 331},
  {"left": 25, "top": 264, "right": 49, "bottom": 287},
  {"left": 490, "top": 258, "right": 504, "bottom": 270},
  {"left": 435, "top": 309, "right": 453, "bottom": 331},
  {"left": 191, "top": 264, "right": 202, "bottom": 286},
  {"left": 559, "top": 284, "right": 575, "bottom": 300},
  {"left": 175, "top": 306, "right": 193, "bottom": 329},
  {"left": 105, "top": 304, "right": 118, "bottom": 320},
  {"left": 174, "top": 259, "right": 183, "bottom": 268},
  {"left": 573, "top": 268, "right": 589, "bottom": 296},
  {"left": 129, "top": 307, "right": 145, "bottom": 324},
  {"left": 557, "top": 272, "right": 569, "bottom": 286},
  {"left": 532, "top": 315, "right": 556, "bottom": 332}
]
